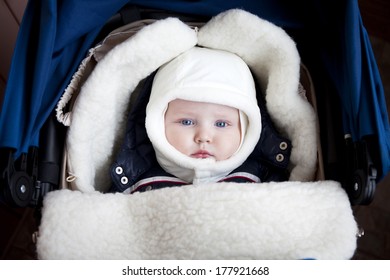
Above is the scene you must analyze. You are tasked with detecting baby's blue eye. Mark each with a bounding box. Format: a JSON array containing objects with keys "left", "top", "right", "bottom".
[
  {"left": 180, "top": 119, "right": 194, "bottom": 126},
  {"left": 215, "top": 121, "right": 228, "bottom": 128}
]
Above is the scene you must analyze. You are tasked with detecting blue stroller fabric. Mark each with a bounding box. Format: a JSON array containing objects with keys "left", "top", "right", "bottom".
[
  {"left": 0, "top": 0, "right": 129, "bottom": 157},
  {"left": 0, "top": 0, "right": 389, "bottom": 179}
]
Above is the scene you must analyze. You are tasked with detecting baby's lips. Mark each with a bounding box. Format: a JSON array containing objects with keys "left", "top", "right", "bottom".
[{"left": 191, "top": 150, "right": 213, "bottom": 159}]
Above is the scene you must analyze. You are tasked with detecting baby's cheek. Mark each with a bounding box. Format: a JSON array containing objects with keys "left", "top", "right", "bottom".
[{"left": 166, "top": 132, "right": 191, "bottom": 154}]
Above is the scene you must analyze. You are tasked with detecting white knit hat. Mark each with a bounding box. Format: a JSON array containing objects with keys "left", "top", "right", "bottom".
[{"left": 146, "top": 47, "right": 261, "bottom": 184}]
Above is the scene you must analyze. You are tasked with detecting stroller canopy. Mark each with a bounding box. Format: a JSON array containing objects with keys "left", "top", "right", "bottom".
[{"left": 0, "top": 0, "right": 388, "bottom": 179}]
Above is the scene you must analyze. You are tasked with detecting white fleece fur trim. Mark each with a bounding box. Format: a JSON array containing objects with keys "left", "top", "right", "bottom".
[
  {"left": 66, "top": 18, "right": 197, "bottom": 192},
  {"left": 65, "top": 9, "right": 317, "bottom": 193},
  {"left": 37, "top": 181, "right": 357, "bottom": 259},
  {"left": 198, "top": 10, "right": 317, "bottom": 181}
]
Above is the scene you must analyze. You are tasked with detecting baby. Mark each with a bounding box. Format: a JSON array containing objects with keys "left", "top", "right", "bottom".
[{"left": 111, "top": 47, "right": 290, "bottom": 193}]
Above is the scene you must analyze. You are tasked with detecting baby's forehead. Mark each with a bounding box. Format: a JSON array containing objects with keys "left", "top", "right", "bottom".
[{"left": 167, "top": 99, "right": 239, "bottom": 115}]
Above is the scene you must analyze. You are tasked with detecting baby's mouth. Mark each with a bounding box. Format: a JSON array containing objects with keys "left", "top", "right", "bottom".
[{"left": 191, "top": 150, "right": 213, "bottom": 159}]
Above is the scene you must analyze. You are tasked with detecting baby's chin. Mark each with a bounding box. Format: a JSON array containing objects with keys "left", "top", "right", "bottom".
[{"left": 184, "top": 154, "right": 216, "bottom": 164}]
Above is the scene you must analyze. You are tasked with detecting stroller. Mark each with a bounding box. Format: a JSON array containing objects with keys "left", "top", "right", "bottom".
[{"left": 1, "top": 1, "right": 388, "bottom": 259}]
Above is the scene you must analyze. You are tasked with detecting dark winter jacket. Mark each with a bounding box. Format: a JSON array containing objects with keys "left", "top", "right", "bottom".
[{"left": 110, "top": 72, "right": 291, "bottom": 193}]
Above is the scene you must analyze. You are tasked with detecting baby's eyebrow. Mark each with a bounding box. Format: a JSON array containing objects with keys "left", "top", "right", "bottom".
[
  {"left": 171, "top": 107, "right": 198, "bottom": 115},
  {"left": 213, "top": 112, "right": 238, "bottom": 120},
  {"left": 173, "top": 111, "right": 197, "bottom": 117},
  {"left": 213, "top": 114, "right": 232, "bottom": 119}
]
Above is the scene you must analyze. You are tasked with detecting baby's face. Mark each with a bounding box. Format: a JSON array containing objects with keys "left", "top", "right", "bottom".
[{"left": 165, "top": 99, "right": 241, "bottom": 161}]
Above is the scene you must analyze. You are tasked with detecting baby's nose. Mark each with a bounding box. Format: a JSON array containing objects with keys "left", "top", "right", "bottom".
[{"left": 195, "top": 127, "right": 212, "bottom": 143}]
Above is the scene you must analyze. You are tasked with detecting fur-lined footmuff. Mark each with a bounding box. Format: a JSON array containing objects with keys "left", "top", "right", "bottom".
[{"left": 37, "top": 181, "right": 357, "bottom": 259}]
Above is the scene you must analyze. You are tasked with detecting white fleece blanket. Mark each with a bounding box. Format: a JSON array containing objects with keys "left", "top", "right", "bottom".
[
  {"left": 37, "top": 9, "right": 357, "bottom": 259},
  {"left": 37, "top": 181, "right": 357, "bottom": 259}
]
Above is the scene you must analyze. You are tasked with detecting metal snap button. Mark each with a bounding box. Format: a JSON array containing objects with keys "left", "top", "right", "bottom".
[
  {"left": 115, "top": 166, "right": 123, "bottom": 175},
  {"left": 276, "top": 154, "right": 284, "bottom": 162},
  {"left": 120, "top": 176, "right": 128, "bottom": 185},
  {"left": 279, "top": 141, "right": 288, "bottom": 150},
  {"left": 356, "top": 227, "right": 365, "bottom": 238}
]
